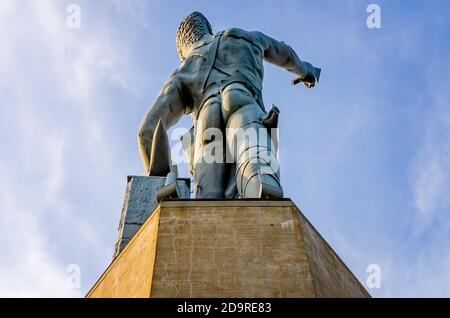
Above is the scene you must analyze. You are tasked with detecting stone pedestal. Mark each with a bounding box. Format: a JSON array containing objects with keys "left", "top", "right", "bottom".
[
  {"left": 88, "top": 199, "right": 370, "bottom": 298},
  {"left": 114, "top": 176, "right": 190, "bottom": 257}
]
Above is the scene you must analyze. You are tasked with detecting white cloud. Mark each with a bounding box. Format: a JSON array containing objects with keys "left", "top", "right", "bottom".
[
  {"left": 0, "top": 167, "right": 81, "bottom": 297},
  {"left": 111, "top": 0, "right": 150, "bottom": 29},
  {"left": 0, "top": 0, "right": 138, "bottom": 296},
  {"left": 409, "top": 61, "right": 450, "bottom": 231},
  {"left": 412, "top": 143, "right": 450, "bottom": 226},
  {"left": 332, "top": 225, "right": 450, "bottom": 297}
]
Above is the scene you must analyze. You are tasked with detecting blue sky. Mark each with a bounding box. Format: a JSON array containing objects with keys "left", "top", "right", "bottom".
[{"left": 0, "top": 0, "right": 449, "bottom": 297}]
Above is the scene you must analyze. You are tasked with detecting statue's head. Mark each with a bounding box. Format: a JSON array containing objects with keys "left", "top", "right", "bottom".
[{"left": 176, "top": 11, "right": 213, "bottom": 62}]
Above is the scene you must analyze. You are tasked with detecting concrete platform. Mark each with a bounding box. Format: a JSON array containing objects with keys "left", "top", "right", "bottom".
[{"left": 87, "top": 199, "right": 370, "bottom": 298}]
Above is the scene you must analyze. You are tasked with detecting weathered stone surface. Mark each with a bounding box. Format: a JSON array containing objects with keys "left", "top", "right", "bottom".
[
  {"left": 88, "top": 199, "right": 370, "bottom": 298},
  {"left": 88, "top": 208, "right": 161, "bottom": 298},
  {"left": 114, "top": 176, "right": 190, "bottom": 257},
  {"left": 151, "top": 201, "right": 312, "bottom": 297},
  {"left": 299, "top": 216, "right": 369, "bottom": 297}
]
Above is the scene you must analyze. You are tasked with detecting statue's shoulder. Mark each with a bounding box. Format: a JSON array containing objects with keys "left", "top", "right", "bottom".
[
  {"left": 222, "top": 28, "right": 261, "bottom": 48},
  {"left": 175, "top": 53, "right": 205, "bottom": 81},
  {"left": 223, "top": 27, "right": 249, "bottom": 38},
  {"left": 164, "top": 63, "right": 191, "bottom": 84}
]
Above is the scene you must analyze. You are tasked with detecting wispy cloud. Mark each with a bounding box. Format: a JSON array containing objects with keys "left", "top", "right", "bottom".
[
  {"left": 0, "top": 164, "right": 81, "bottom": 297},
  {"left": 0, "top": 0, "right": 140, "bottom": 296},
  {"left": 111, "top": 0, "right": 151, "bottom": 29},
  {"left": 411, "top": 141, "right": 450, "bottom": 228},
  {"left": 409, "top": 59, "right": 450, "bottom": 232}
]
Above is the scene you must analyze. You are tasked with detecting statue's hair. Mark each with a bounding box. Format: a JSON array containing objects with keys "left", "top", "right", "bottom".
[{"left": 176, "top": 12, "right": 212, "bottom": 61}]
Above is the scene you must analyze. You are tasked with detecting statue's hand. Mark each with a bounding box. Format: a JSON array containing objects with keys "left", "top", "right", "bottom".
[{"left": 291, "top": 62, "right": 321, "bottom": 88}]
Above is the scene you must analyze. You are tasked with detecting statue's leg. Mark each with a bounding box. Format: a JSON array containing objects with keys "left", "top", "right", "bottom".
[
  {"left": 223, "top": 88, "right": 283, "bottom": 198},
  {"left": 228, "top": 120, "right": 283, "bottom": 198},
  {"left": 193, "top": 100, "right": 226, "bottom": 198}
]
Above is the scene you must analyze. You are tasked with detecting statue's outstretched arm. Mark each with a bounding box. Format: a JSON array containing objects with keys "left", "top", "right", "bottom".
[
  {"left": 138, "top": 72, "right": 187, "bottom": 173},
  {"left": 250, "top": 31, "right": 321, "bottom": 88}
]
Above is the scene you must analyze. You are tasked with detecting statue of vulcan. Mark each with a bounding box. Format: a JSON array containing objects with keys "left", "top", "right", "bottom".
[{"left": 138, "top": 11, "right": 320, "bottom": 199}]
